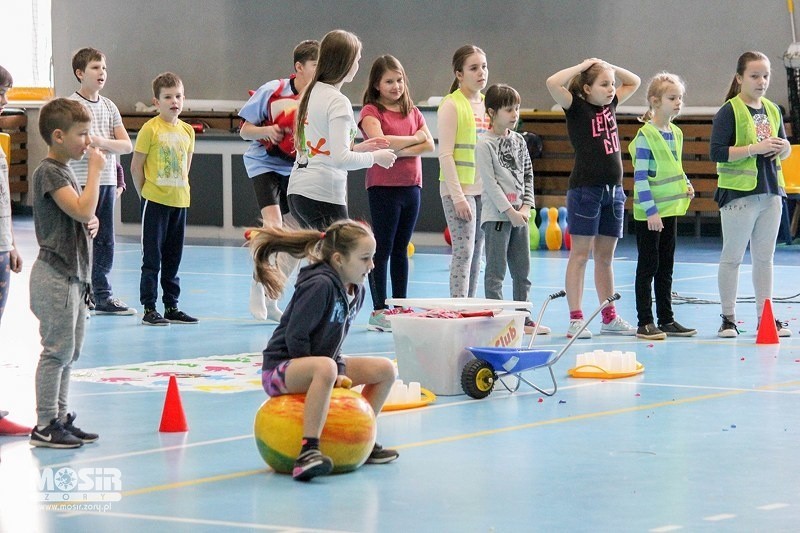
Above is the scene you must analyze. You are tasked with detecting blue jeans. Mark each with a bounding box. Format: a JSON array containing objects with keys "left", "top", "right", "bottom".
[
  {"left": 0, "top": 251, "right": 9, "bottom": 322},
  {"left": 566, "top": 185, "right": 625, "bottom": 238},
  {"left": 92, "top": 185, "right": 117, "bottom": 302}
]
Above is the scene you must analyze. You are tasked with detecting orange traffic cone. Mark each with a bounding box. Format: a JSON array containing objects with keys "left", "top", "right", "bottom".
[
  {"left": 756, "top": 299, "right": 780, "bottom": 345},
  {"left": 159, "top": 375, "right": 189, "bottom": 432}
]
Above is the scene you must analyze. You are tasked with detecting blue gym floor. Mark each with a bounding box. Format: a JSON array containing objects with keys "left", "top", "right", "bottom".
[{"left": 2, "top": 216, "right": 800, "bottom": 533}]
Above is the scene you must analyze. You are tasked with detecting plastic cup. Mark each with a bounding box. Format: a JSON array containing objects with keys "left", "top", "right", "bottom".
[{"left": 408, "top": 382, "right": 421, "bottom": 402}]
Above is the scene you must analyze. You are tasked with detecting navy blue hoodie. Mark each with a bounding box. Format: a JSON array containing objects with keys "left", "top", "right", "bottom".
[{"left": 262, "top": 261, "right": 364, "bottom": 374}]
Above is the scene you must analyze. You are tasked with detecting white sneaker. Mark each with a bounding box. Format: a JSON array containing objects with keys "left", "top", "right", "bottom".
[
  {"left": 249, "top": 279, "right": 268, "bottom": 320},
  {"left": 566, "top": 319, "right": 592, "bottom": 339},
  {"left": 600, "top": 315, "right": 636, "bottom": 336},
  {"left": 265, "top": 299, "right": 283, "bottom": 322},
  {"left": 524, "top": 318, "right": 551, "bottom": 335}
]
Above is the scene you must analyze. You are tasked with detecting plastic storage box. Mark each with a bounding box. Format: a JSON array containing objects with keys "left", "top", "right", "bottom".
[{"left": 389, "top": 310, "right": 527, "bottom": 395}]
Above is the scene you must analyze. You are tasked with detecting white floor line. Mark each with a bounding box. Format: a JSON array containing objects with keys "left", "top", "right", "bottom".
[
  {"left": 703, "top": 513, "right": 736, "bottom": 521},
  {"left": 757, "top": 503, "right": 790, "bottom": 511},
  {"left": 649, "top": 526, "right": 684, "bottom": 532},
  {"left": 40, "top": 435, "right": 251, "bottom": 469},
  {"left": 55, "top": 509, "right": 356, "bottom": 532}
]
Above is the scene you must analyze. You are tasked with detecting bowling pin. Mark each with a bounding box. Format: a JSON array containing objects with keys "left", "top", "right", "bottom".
[
  {"left": 529, "top": 207, "right": 540, "bottom": 251},
  {"left": 538, "top": 207, "right": 549, "bottom": 249},
  {"left": 557, "top": 206, "right": 568, "bottom": 250},
  {"left": 546, "top": 207, "right": 563, "bottom": 250}
]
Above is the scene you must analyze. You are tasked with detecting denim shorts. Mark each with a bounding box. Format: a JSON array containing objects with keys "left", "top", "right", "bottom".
[
  {"left": 261, "top": 360, "right": 291, "bottom": 397},
  {"left": 566, "top": 185, "right": 625, "bottom": 238}
]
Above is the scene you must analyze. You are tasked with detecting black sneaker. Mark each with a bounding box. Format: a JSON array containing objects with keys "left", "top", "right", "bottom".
[
  {"left": 365, "top": 442, "right": 399, "bottom": 464},
  {"left": 292, "top": 449, "right": 333, "bottom": 481},
  {"left": 636, "top": 323, "right": 666, "bottom": 340},
  {"left": 30, "top": 419, "right": 83, "bottom": 449},
  {"left": 658, "top": 321, "right": 697, "bottom": 337},
  {"left": 94, "top": 297, "right": 136, "bottom": 316},
  {"left": 775, "top": 319, "right": 792, "bottom": 338},
  {"left": 164, "top": 307, "right": 199, "bottom": 324},
  {"left": 718, "top": 314, "right": 739, "bottom": 338},
  {"left": 64, "top": 412, "right": 99, "bottom": 443},
  {"left": 142, "top": 309, "right": 170, "bottom": 326}
]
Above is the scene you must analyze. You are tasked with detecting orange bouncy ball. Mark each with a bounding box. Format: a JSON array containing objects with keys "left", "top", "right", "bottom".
[
  {"left": 443, "top": 227, "right": 452, "bottom": 246},
  {"left": 254, "top": 388, "right": 377, "bottom": 474}
]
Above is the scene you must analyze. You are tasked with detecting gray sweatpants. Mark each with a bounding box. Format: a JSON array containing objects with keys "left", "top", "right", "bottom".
[
  {"left": 30, "top": 260, "right": 88, "bottom": 427},
  {"left": 442, "top": 194, "right": 484, "bottom": 298},
  {"left": 482, "top": 220, "right": 531, "bottom": 302},
  {"left": 718, "top": 193, "right": 782, "bottom": 321}
]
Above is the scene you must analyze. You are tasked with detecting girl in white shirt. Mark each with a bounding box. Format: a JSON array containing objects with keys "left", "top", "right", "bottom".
[{"left": 288, "top": 29, "right": 395, "bottom": 230}]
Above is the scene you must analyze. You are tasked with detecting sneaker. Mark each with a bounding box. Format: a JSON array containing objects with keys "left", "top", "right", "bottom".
[
  {"left": 367, "top": 308, "right": 410, "bottom": 332},
  {"left": 566, "top": 319, "right": 592, "bottom": 339},
  {"left": 265, "top": 300, "right": 283, "bottom": 322},
  {"left": 365, "top": 442, "right": 399, "bottom": 464},
  {"left": 658, "top": 321, "right": 697, "bottom": 337},
  {"left": 524, "top": 317, "right": 551, "bottom": 335},
  {"left": 30, "top": 419, "right": 83, "bottom": 449},
  {"left": 600, "top": 316, "right": 636, "bottom": 336},
  {"left": 0, "top": 416, "right": 33, "bottom": 436},
  {"left": 142, "top": 309, "right": 170, "bottom": 326},
  {"left": 94, "top": 297, "right": 136, "bottom": 316},
  {"left": 718, "top": 314, "right": 739, "bottom": 338},
  {"left": 636, "top": 323, "right": 666, "bottom": 340},
  {"left": 164, "top": 307, "right": 199, "bottom": 324},
  {"left": 249, "top": 279, "right": 268, "bottom": 320},
  {"left": 63, "top": 412, "right": 98, "bottom": 443},
  {"left": 292, "top": 449, "right": 333, "bottom": 481},
  {"left": 775, "top": 319, "right": 792, "bottom": 338}
]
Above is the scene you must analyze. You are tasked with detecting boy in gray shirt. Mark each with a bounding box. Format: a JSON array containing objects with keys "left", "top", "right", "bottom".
[
  {"left": 477, "top": 84, "right": 549, "bottom": 334},
  {"left": 29, "top": 99, "right": 105, "bottom": 448}
]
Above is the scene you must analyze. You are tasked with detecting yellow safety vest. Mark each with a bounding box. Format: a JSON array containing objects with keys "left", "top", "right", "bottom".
[
  {"left": 717, "top": 95, "right": 785, "bottom": 191},
  {"left": 438, "top": 89, "right": 483, "bottom": 184},
  {"left": 628, "top": 122, "right": 690, "bottom": 220}
]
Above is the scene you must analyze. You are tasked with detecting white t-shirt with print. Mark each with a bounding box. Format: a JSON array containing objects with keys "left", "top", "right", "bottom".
[{"left": 288, "top": 82, "right": 373, "bottom": 205}]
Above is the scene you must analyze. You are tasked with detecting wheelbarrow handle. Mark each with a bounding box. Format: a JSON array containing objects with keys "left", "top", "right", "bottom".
[
  {"left": 527, "top": 289, "right": 567, "bottom": 348},
  {"left": 606, "top": 292, "right": 621, "bottom": 303}
]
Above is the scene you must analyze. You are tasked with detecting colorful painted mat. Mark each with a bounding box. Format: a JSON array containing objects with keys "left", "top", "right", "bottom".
[{"left": 71, "top": 353, "right": 264, "bottom": 393}]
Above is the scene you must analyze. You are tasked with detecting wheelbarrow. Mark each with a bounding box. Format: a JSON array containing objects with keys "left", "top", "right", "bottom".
[{"left": 461, "top": 292, "right": 621, "bottom": 399}]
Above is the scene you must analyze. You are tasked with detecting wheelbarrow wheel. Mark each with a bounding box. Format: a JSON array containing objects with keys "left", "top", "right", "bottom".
[{"left": 461, "top": 359, "right": 496, "bottom": 399}]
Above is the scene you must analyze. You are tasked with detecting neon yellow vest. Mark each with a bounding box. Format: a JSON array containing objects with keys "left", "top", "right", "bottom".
[
  {"left": 438, "top": 89, "right": 484, "bottom": 184},
  {"left": 628, "top": 122, "right": 690, "bottom": 220},
  {"left": 717, "top": 95, "right": 785, "bottom": 191}
]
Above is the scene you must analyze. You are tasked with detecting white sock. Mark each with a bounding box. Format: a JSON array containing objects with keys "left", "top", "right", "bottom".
[{"left": 249, "top": 279, "right": 268, "bottom": 320}]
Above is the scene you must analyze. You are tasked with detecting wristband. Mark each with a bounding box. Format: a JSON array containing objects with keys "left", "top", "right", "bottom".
[{"left": 747, "top": 144, "right": 752, "bottom": 157}]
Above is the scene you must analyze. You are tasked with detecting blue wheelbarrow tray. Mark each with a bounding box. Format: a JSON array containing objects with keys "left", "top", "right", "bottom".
[{"left": 465, "top": 347, "right": 557, "bottom": 373}]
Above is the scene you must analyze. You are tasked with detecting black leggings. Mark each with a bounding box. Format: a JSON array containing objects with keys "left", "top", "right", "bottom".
[
  {"left": 634, "top": 216, "right": 677, "bottom": 326},
  {"left": 367, "top": 186, "right": 420, "bottom": 310},
  {"left": 288, "top": 194, "right": 348, "bottom": 231}
]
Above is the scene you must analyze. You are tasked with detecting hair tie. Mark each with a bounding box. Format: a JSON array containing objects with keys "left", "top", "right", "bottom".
[{"left": 320, "top": 232, "right": 326, "bottom": 240}]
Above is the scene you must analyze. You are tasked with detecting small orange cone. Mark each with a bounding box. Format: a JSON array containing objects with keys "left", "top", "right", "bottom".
[
  {"left": 756, "top": 299, "right": 780, "bottom": 345},
  {"left": 159, "top": 375, "right": 189, "bottom": 432}
]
